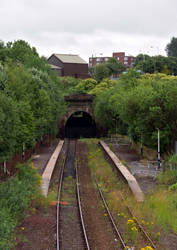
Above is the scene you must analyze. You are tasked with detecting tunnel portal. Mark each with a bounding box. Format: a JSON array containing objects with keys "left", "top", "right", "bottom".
[{"left": 65, "top": 111, "right": 96, "bottom": 138}]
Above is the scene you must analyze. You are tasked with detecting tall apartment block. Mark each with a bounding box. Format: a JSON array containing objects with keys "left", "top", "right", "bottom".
[{"left": 89, "top": 52, "right": 134, "bottom": 68}]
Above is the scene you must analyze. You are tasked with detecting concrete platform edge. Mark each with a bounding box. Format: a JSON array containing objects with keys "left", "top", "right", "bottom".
[
  {"left": 41, "top": 140, "right": 64, "bottom": 197},
  {"left": 99, "top": 140, "right": 144, "bottom": 202}
]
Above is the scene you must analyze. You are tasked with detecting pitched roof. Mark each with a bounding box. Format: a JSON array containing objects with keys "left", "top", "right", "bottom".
[{"left": 54, "top": 54, "right": 87, "bottom": 64}]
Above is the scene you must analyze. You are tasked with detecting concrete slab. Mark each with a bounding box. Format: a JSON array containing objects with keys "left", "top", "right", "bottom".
[
  {"left": 41, "top": 140, "right": 64, "bottom": 197},
  {"left": 100, "top": 140, "right": 144, "bottom": 202}
]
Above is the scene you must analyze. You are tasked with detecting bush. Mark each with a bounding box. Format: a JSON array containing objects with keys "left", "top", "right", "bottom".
[
  {"left": 0, "top": 163, "right": 40, "bottom": 249},
  {"left": 93, "top": 70, "right": 177, "bottom": 152},
  {"left": 169, "top": 183, "right": 177, "bottom": 191},
  {"left": 0, "top": 40, "right": 66, "bottom": 162},
  {"left": 157, "top": 169, "right": 177, "bottom": 185}
]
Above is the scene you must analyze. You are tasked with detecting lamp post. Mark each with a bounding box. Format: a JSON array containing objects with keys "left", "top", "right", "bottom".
[{"left": 157, "top": 128, "right": 161, "bottom": 169}]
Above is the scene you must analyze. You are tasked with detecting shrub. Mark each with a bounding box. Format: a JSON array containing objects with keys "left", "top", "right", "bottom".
[
  {"left": 169, "top": 183, "right": 177, "bottom": 191},
  {"left": 0, "top": 163, "right": 40, "bottom": 249},
  {"left": 157, "top": 169, "right": 177, "bottom": 185}
]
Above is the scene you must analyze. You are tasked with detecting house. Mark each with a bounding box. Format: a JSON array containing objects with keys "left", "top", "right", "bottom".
[
  {"left": 47, "top": 54, "right": 89, "bottom": 79},
  {"left": 89, "top": 52, "right": 134, "bottom": 69}
]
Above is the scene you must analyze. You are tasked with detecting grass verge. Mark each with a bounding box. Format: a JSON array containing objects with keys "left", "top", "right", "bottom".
[
  {"left": 84, "top": 138, "right": 177, "bottom": 249},
  {"left": 0, "top": 162, "right": 41, "bottom": 250}
]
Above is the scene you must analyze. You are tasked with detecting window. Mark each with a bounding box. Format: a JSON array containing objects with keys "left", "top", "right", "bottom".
[{"left": 124, "top": 56, "right": 128, "bottom": 61}]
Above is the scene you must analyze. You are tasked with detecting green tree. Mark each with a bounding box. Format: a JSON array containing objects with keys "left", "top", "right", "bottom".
[
  {"left": 0, "top": 39, "right": 67, "bottom": 162},
  {"left": 76, "top": 78, "right": 98, "bottom": 93},
  {"left": 93, "top": 71, "right": 177, "bottom": 152},
  {"left": 106, "top": 57, "right": 126, "bottom": 75},
  {"left": 166, "top": 37, "right": 177, "bottom": 57},
  {"left": 92, "top": 64, "right": 110, "bottom": 82},
  {"left": 0, "top": 93, "right": 19, "bottom": 161}
]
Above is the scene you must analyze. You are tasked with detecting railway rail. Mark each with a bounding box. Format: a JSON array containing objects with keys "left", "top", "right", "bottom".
[
  {"left": 120, "top": 193, "right": 157, "bottom": 249},
  {"left": 56, "top": 139, "right": 90, "bottom": 250},
  {"left": 95, "top": 178, "right": 127, "bottom": 249},
  {"left": 95, "top": 177, "right": 157, "bottom": 249},
  {"left": 97, "top": 141, "right": 158, "bottom": 249}
]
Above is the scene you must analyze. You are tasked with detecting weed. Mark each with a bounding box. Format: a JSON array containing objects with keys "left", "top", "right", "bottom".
[{"left": 0, "top": 163, "right": 40, "bottom": 249}]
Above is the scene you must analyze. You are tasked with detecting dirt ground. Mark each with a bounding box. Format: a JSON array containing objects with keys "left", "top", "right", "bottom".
[
  {"left": 15, "top": 139, "right": 177, "bottom": 250},
  {"left": 15, "top": 206, "right": 56, "bottom": 250},
  {"left": 111, "top": 143, "right": 160, "bottom": 194},
  {"left": 32, "top": 139, "right": 59, "bottom": 175},
  {"left": 15, "top": 140, "right": 60, "bottom": 250}
]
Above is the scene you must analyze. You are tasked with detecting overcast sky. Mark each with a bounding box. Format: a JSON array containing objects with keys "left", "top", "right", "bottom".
[{"left": 1, "top": 0, "right": 177, "bottom": 62}]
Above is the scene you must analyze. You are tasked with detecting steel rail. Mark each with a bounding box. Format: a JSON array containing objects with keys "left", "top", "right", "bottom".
[
  {"left": 56, "top": 139, "right": 69, "bottom": 250},
  {"left": 76, "top": 162, "right": 91, "bottom": 250},
  {"left": 99, "top": 141, "right": 157, "bottom": 249},
  {"left": 120, "top": 193, "right": 157, "bottom": 249},
  {"left": 95, "top": 179, "right": 127, "bottom": 249}
]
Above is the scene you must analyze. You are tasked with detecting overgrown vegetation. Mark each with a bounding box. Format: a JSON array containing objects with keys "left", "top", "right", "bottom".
[
  {"left": 0, "top": 163, "right": 41, "bottom": 249},
  {"left": 85, "top": 139, "right": 177, "bottom": 249},
  {"left": 0, "top": 39, "right": 66, "bottom": 163},
  {"left": 64, "top": 69, "right": 177, "bottom": 153},
  {"left": 127, "top": 173, "right": 177, "bottom": 236},
  {"left": 92, "top": 70, "right": 177, "bottom": 152}
]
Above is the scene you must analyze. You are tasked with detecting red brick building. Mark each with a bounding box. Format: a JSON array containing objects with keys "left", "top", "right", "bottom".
[
  {"left": 48, "top": 54, "right": 89, "bottom": 79},
  {"left": 89, "top": 52, "right": 134, "bottom": 69}
]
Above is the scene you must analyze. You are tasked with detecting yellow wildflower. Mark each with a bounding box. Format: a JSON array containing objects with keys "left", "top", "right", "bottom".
[
  {"left": 141, "top": 219, "right": 145, "bottom": 224},
  {"left": 127, "top": 219, "right": 134, "bottom": 225},
  {"left": 131, "top": 226, "right": 138, "bottom": 232},
  {"left": 145, "top": 246, "right": 154, "bottom": 250},
  {"left": 21, "top": 227, "right": 24, "bottom": 231}
]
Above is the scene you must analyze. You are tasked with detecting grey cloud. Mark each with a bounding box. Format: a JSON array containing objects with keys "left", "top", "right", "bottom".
[
  {"left": 0, "top": 0, "right": 176, "bottom": 60},
  {"left": 1, "top": 0, "right": 177, "bottom": 37}
]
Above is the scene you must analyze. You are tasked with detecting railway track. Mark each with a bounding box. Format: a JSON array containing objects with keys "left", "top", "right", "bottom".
[
  {"left": 95, "top": 178, "right": 127, "bottom": 249},
  {"left": 95, "top": 178, "right": 157, "bottom": 249},
  {"left": 120, "top": 193, "right": 157, "bottom": 249},
  {"left": 56, "top": 139, "right": 90, "bottom": 250},
  {"left": 56, "top": 139, "right": 156, "bottom": 249},
  {"left": 97, "top": 141, "right": 158, "bottom": 249}
]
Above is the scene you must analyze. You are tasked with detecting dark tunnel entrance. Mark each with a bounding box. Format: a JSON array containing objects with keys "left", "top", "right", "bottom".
[{"left": 65, "top": 111, "right": 97, "bottom": 138}]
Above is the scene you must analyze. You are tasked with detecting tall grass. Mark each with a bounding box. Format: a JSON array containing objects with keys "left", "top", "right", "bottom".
[
  {"left": 124, "top": 168, "right": 177, "bottom": 235},
  {"left": 85, "top": 139, "right": 177, "bottom": 238},
  {"left": 0, "top": 163, "right": 41, "bottom": 250},
  {"left": 85, "top": 139, "right": 128, "bottom": 212}
]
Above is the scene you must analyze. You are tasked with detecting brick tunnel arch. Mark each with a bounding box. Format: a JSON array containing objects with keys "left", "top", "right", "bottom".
[{"left": 65, "top": 111, "right": 97, "bottom": 138}]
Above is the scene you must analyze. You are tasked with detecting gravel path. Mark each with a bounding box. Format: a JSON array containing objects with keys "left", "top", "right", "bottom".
[
  {"left": 32, "top": 140, "right": 59, "bottom": 175},
  {"left": 111, "top": 143, "right": 161, "bottom": 194}
]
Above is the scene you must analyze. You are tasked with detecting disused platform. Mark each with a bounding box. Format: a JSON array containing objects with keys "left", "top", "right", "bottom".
[
  {"left": 41, "top": 140, "right": 64, "bottom": 197},
  {"left": 99, "top": 140, "right": 145, "bottom": 202}
]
